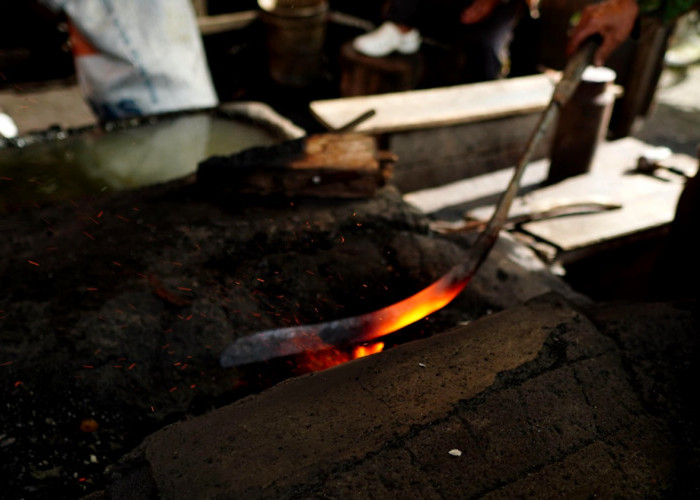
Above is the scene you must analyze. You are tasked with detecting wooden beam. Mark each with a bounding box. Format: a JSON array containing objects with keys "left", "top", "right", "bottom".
[
  {"left": 197, "top": 133, "right": 395, "bottom": 198},
  {"left": 310, "top": 73, "right": 559, "bottom": 134}
]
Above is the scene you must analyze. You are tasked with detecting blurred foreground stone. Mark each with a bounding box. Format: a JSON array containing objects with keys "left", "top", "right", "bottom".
[
  {"left": 101, "top": 293, "right": 699, "bottom": 499},
  {"left": 0, "top": 179, "right": 580, "bottom": 498}
]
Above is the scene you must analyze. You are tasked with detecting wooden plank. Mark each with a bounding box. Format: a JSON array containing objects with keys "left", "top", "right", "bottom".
[
  {"left": 466, "top": 138, "right": 698, "bottom": 260},
  {"left": 518, "top": 177, "right": 683, "bottom": 251},
  {"left": 404, "top": 159, "right": 550, "bottom": 214},
  {"left": 197, "top": 11, "right": 258, "bottom": 35},
  {"left": 197, "top": 133, "right": 395, "bottom": 198},
  {"left": 309, "top": 73, "right": 559, "bottom": 134},
  {"left": 0, "top": 86, "right": 96, "bottom": 135}
]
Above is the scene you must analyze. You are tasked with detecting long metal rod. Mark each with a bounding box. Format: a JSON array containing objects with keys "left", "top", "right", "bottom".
[{"left": 220, "top": 39, "right": 599, "bottom": 368}]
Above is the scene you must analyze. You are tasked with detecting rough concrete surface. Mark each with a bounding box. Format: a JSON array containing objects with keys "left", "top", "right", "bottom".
[
  {"left": 0, "top": 176, "right": 584, "bottom": 499},
  {"left": 100, "top": 294, "right": 699, "bottom": 499}
]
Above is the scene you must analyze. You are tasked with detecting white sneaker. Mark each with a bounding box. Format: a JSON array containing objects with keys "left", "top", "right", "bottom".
[{"left": 353, "top": 21, "right": 421, "bottom": 58}]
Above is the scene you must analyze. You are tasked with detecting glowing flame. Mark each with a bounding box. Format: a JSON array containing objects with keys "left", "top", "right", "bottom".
[
  {"left": 295, "top": 341, "right": 385, "bottom": 374},
  {"left": 353, "top": 341, "right": 384, "bottom": 359},
  {"left": 359, "top": 273, "right": 470, "bottom": 343},
  {"left": 220, "top": 264, "right": 473, "bottom": 369},
  {"left": 293, "top": 274, "right": 466, "bottom": 373}
]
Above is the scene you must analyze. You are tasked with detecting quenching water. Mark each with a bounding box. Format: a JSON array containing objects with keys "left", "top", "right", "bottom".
[{"left": 0, "top": 112, "right": 282, "bottom": 210}]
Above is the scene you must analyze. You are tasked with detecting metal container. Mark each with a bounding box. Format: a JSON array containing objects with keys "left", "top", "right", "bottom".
[
  {"left": 258, "top": 0, "right": 329, "bottom": 87},
  {"left": 546, "top": 66, "right": 617, "bottom": 184}
]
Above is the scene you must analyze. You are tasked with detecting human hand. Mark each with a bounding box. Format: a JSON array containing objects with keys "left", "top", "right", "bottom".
[
  {"left": 566, "top": 0, "right": 639, "bottom": 65},
  {"left": 461, "top": 0, "right": 501, "bottom": 24}
]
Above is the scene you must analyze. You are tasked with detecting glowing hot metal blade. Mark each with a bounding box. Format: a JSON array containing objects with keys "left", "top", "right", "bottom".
[{"left": 220, "top": 39, "right": 599, "bottom": 368}]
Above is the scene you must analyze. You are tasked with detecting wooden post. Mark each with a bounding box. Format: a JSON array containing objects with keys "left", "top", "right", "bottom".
[
  {"left": 608, "top": 16, "right": 675, "bottom": 137},
  {"left": 259, "top": 0, "right": 329, "bottom": 87}
]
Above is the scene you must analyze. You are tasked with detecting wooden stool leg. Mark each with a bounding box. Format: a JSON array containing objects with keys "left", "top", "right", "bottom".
[{"left": 339, "top": 41, "right": 422, "bottom": 97}]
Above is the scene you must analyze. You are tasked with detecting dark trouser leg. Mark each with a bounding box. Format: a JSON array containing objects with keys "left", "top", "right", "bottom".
[
  {"left": 385, "top": 0, "right": 420, "bottom": 27},
  {"left": 411, "top": 0, "right": 524, "bottom": 82},
  {"left": 458, "top": 1, "right": 523, "bottom": 82}
]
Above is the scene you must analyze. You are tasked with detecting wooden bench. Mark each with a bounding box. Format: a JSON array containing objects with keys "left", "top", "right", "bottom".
[{"left": 310, "top": 73, "right": 559, "bottom": 192}]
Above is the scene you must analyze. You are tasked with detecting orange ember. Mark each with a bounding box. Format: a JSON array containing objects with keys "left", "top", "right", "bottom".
[
  {"left": 295, "top": 341, "right": 385, "bottom": 374},
  {"left": 220, "top": 268, "right": 473, "bottom": 371},
  {"left": 80, "top": 418, "right": 99, "bottom": 433},
  {"left": 360, "top": 275, "right": 469, "bottom": 342},
  {"left": 289, "top": 273, "right": 469, "bottom": 374},
  {"left": 353, "top": 342, "right": 385, "bottom": 359}
]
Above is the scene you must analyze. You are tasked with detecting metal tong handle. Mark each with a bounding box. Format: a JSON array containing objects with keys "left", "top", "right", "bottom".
[
  {"left": 553, "top": 37, "right": 601, "bottom": 106},
  {"left": 481, "top": 36, "right": 601, "bottom": 238}
]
